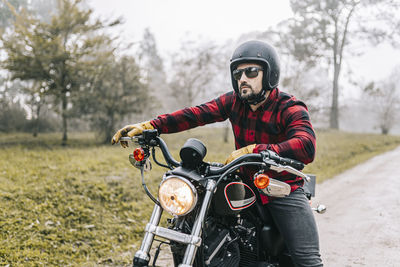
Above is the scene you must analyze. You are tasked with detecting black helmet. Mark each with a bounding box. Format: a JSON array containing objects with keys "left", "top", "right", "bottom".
[{"left": 230, "top": 40, "right": 280, "bottom": 104}]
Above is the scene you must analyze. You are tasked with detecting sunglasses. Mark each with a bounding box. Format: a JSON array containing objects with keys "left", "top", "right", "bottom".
[{"left": 232, "top": 67, "right": 263, "bottom": 80}]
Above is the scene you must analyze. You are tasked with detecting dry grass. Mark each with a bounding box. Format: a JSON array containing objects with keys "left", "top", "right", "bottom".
[{"left": 1, "top": 128, "right": 399, "bottom": 266}]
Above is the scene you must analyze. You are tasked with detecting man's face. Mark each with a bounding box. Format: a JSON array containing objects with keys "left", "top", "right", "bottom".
[{"left": 235, "top": 63, "right": 263, "bottom": 102}]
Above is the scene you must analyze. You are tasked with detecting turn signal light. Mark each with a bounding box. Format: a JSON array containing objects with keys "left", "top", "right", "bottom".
[
  {"left": 254, "top": 174, "right": 270, "bottom": 189},
  {"left": 133, "top": 147, "right": 145, "bottom": 161}
]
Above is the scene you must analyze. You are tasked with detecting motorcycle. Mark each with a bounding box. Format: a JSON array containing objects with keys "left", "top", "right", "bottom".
[{"left": 120, "top": 129, "right": 325, "bottom": 267}]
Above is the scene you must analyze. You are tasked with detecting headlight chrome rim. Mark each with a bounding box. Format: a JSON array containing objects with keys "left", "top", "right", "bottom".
[{"left": 158, "top": 176, "right": 197, "bottom": 216}]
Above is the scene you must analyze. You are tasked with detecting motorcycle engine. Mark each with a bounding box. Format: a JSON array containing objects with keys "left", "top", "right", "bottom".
[
  {"left": 202, "top": 216, "right": 261, "bottom": 267},
  {"left": 235, "top": 218, "right": 259, "bottom": 266},
  {"left": 203, "top": 222, "right": 240, "bottom": 267}
]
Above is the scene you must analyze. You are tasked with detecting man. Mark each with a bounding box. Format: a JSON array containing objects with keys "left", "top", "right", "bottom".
[{"left": 112, "top": 40, "right": 323, "bottom": 267}]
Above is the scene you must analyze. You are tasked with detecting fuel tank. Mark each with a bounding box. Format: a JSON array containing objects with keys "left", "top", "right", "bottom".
[{"left": 211, "top": 177, "right": 256, "bottom": 216}]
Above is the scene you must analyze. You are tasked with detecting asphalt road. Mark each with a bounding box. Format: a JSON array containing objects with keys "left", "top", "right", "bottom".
[{"left": 314, "top": 146, "right": 400, "bottom": 267}]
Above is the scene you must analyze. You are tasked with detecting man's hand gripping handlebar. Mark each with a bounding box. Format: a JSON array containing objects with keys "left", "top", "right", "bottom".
[{"left": 111, "top": 121, "right": 154, "bottom": 148}]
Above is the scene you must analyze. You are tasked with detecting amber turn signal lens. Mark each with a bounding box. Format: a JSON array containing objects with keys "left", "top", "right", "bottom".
[
  {"left": 254, "top": 174, "right": 270, "bottom": 189},
  {"left": 133, "top": 147, "right": 145, "bottom": 161}
]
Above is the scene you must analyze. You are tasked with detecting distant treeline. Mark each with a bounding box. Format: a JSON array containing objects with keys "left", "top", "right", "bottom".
[{"left": 1, "top": 0, "right": 399, "bottom": 143}]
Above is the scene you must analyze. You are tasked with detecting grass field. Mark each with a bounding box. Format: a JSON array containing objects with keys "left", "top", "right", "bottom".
[{"left": 1, "top": 129, "right": 400, "bottom": 266}]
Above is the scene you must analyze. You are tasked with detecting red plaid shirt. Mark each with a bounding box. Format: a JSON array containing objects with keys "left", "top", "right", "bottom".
[{"left": 150, "top": 88, "right": 316, "bottom": 204}]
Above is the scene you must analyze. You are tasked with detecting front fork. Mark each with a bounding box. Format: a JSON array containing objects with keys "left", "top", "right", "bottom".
[
  {"left": 133, "top": 180, "right": 216, "bottom": 267},
  {"left": 133, "top": 204, "right": 163, "bottom": 267}
]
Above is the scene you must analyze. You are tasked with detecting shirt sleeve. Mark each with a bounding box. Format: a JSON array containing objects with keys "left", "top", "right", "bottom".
[
  {"left": 150, "top": 92, "right": 233, "bottom": 134},
  {"left": 253, "top": 103, "right": 316, "bottom": 164}
]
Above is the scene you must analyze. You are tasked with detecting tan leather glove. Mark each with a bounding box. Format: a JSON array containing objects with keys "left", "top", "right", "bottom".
[
  {"left": 224, "top": 144, "right": 256, "bottom": 164},
  {"left": 111, "top": 121, "right": 154, "bottom": 148}
]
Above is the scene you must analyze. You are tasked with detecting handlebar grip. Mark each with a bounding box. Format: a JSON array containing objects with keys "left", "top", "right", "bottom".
[
  {"left": 279, "top": 158, "right": 304, "bottom": 170},
  {"left": 120, "top": 136, "right": 138, "bottom": 141},
  {"left": 263, "top": 150, "right": 304, "bottom": 170}
]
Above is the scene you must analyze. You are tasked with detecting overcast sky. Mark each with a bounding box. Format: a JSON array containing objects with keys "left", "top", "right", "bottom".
[
  {"left": 89, "top": 0, "right": 400, "bottom": 98},
  {"left": 89, "top": 0, "right": 293, "bottom": 51}
]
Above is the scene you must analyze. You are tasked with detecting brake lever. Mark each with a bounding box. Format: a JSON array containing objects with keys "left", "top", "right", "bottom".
[
  {"left": 262, "top": 156, "right": 310, "bottom": 182},
  {"left": 120, "top": 136, "right": 140, "bottom": 145},
  {"left": 269, "top": 164, "right": 310, "bottom": 182}
]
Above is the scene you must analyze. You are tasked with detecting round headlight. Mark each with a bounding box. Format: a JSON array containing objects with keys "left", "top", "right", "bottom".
[{"left": 158, "top": 176, "right": 197, "bottom": 216}]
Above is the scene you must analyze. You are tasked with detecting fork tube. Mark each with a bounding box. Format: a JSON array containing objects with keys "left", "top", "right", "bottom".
[
  {"left": 179, "top": 179, "right": 216, "bottom": 267},
  {"left": 133, "top": 204, "right": 162, "bottom": 266}
]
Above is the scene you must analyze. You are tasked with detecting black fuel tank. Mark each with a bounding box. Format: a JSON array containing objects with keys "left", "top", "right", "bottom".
[{"left": 212, "top": 179, "right": 256, "bottom": 216}]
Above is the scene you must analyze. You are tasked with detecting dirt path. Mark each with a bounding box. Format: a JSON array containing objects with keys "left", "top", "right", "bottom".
[{"left": 313, "top": 146, "right": 400, "bottom": 267}]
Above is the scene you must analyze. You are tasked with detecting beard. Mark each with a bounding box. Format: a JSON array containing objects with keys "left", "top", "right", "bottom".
[
  {"left": 239, "top": 82, "right": 266, "bottom": 105},
  {"left": 240, "top": 84, "right": 257, "bottom": 102}
]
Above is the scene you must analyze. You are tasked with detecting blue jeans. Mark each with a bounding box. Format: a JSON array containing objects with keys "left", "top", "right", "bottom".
[{"left": 265, "top": 187, "right": 323, "bottom": 267}]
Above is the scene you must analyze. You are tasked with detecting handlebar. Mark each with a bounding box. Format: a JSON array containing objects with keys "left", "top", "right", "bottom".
[
  {"left": 208, "top": 153, "right": 310, "bottom": 182},
  {"left": 262, "top": 150, "right": 305, "bottom": 170},
  {"left": 120, "top": 136, "right": 139, "bottom": 142},
  {"left": 119, "top": 135, "right": 310, "bottom": 182},
  {"left": 120, "top": 136, "right": 180, "bottom": 168},
  {"left": 156, "top": 136, "right": 180, "bottom": 167}
]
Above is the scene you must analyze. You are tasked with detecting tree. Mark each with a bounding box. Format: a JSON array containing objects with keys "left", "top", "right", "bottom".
[
  {"left": 0, "top": 0, "right": 29, "bottom": 132},
  {"left": 0, "top": 0, "right": 27, "bottom": 31},
  {"left": 168, "top": 40, "right": 223, "bottom": 108},
  {"left": 285, "top": 0, "right": 400, "bottom": 129},
  {"left": 0, "top": 100, "right": 28, "bottom": 132},
  {"left": 28, "top": 0, "right": 58, "bottom": 23},
  {"left": 1, "top": 0, "right": 57, "bottom": 137},
  {"left": 1, "top": 0, "right": 120, "bottom": 145},
  {"left": 75, "top": 53, "right": 149, "bottom": 143},
  {"left": 0, "top": 74, "right": 28, "bottom": 132},
  {"left": 138, "top": 28, "right": 168, "bottom": 114},
  {"left": 22, "top": 80, "right": 48, "bottom": 136},
  {"left": 363, "top": 67, "right": 400, "bottom": 135}
]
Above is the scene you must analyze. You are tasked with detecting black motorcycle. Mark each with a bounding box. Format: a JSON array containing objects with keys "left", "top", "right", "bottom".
[{"left": 121, "top": 130, "right": 325, "bottom": 267}]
